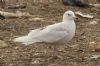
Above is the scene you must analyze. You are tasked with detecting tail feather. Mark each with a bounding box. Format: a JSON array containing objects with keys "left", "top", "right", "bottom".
[
  {"left": 13, "top": 36, "right": 40, "bottom": 45},
  {"left": 14, "top": 36, "right": 28, "bottom": 43}
]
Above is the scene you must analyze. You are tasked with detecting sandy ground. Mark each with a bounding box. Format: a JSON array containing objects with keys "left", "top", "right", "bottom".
[{"left": 0, "top": 0, "right": 100, "bottom": 66}]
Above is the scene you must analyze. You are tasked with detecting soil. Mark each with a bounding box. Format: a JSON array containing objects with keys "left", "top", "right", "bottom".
[{"left": 0, "top": 0, "right": 100, "bottom": 66}]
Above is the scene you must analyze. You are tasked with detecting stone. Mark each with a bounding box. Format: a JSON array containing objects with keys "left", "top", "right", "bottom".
[{"left": 0, "top": 40, "right": 8, "bottom": 48}]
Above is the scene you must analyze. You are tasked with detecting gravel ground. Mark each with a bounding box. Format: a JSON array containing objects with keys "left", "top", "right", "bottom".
[{"left": 0, "top": 0, "right": 100, "bottom": 66}]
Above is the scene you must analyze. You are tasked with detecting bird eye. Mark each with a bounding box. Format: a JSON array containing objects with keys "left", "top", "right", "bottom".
[{"left": 67, "top": 14, "right": 71, "bottom": 16}]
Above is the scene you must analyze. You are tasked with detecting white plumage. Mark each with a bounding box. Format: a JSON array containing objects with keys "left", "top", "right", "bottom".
[{"left": 14, "top": 10, "right": 76, "bottom": 45}]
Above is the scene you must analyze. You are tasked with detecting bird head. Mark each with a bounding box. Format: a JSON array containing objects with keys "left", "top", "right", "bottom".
[{"left": 63, "top": 10, "right": 76, "bottom": 22}]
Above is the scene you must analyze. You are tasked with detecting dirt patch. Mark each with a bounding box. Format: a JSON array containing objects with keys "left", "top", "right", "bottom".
[{"left": 0, "top": 0, "right": 100, "bottom": 66}]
